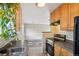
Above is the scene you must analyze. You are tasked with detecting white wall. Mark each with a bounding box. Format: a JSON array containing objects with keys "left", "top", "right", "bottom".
[
  {"left": 20, "top": 3, "right": 51, "bottom": 55},
  {"left": 21, "top": 3, "right": 51, "bottom": 40},
  {"left": 24, "top": 24, "right": 50, "bottom": 40},
  {"left": 59, "top": 31, "right": 73, "bottom": 41},
  {"left": 21, "top": 3, "right": 50, "bottom": 25},
  {"left": 55, "top": 25, "right": 73, "bottom": 41}
]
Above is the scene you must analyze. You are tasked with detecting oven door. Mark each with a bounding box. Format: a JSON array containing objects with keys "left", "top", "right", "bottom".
[{"left": 46, "top": 43, "right": 54, "bottom": 56}]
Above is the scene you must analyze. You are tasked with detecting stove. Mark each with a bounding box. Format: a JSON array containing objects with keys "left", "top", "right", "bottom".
[
  {"left": 46, "top": 34, "right": 66, "bottom": 56},
  {"left": 54, "top": 34, "right": 66, "bottom": 42},
  {"left": 46, "top": 38, "right": 54, "bottom": 56}
]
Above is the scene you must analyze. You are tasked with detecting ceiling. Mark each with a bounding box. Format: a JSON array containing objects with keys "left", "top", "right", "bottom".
[
  {"left": 21, "top": 3, "right": 62, "bottom": 13},
  {"left": 46, "top": 3, "right": 62, "bottom": 13}
]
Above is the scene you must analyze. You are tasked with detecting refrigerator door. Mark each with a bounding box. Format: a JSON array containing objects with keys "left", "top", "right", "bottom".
[{"left": 74, "top": 16, "right": 79, "bottom": 56}]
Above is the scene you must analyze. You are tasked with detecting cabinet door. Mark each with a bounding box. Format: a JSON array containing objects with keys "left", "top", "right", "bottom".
[
  {"left": 54, "top": 44, "right": 61, "bottom": 56},
  {"left": 61, "top": 48, "right": 73, "bottom": 56},
  {"left": 50, "top": 7, "right": 60, "bottom": 22},
  {"left": 60, "top": 3, "right": 69, "bottom": 30},
  {"left": 54, "top": 8, "right": 60, "bottom": 21},
  {"left": 50, "top": 11, "right": 55, "bottom": 22},
  {"left": 68, "top": 3, "right": 79, "bottom": 31}
]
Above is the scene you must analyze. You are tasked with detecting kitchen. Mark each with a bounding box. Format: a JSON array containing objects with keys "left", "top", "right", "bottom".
[
  {"left": 43, "top": 3, "right": 79, "bottom": 56},
  {"left": 0, "top": 3, "right": 79, "bottom": 56}
]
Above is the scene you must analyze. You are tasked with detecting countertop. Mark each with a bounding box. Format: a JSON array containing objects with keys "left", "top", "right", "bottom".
[
  {"left": 46, "top": 37, "right": 74, "bottom": 54},
  {"left": 54, "top": 40, "right": 74, "bottom": 54}
]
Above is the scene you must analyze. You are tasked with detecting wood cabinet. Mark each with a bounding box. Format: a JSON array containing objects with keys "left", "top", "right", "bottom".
[
  {"left": 50, "top": 3, "right": 79, "bottom": 31},
  {"left": 61, "top": 48, "right": 73, "bottom": 56},
  {"left": 54, "top": 44, "right": 61, "bottom": 56},
  {"left": 51, "top": 7, "right": 60, "bottom": 22},
  {"left": 54, "top": 8, "right": 60, "bottom": 21},
  {"left": 68, "top": 3, "right": 79, "bottom": 31},
  {"left": 50, "top": 11, "right": 55, "bottom": 22},
  {"left": 54, "top": 44, "right": 72, "bottom": 56},
  {"left": 60, "top": 4, "right": 69, "bottom": 30}
]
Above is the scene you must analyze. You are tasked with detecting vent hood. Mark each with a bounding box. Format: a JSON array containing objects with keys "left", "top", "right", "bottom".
[{"left": 50, "top": 20, "right": 60, "bottom": 26}]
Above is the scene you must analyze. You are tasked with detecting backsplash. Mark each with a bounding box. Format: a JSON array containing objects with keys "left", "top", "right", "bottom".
[
  {"left": 53, "top": 25, "right": 74, "bottom": 41},
  {"left": 59, "top": 31, "right": 73, "bottom": 41},
  {"left": 43, "top": 32, "right": 54, "bottom": 38}
]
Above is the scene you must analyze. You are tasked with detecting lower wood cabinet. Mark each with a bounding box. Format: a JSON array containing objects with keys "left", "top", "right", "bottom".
[
  {"left": 61, "top": 48, "right": 73, "bottom": 56},
  {"left": 54, "top": 44, "right": 73, "bottom": 56},
  {"left": 54, "top": 44, "right": 61, "bottom": 56}
]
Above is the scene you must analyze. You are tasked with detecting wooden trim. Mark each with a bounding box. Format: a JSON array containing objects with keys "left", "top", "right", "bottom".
[{"left": 15, "top": 5, "right": 22, "bottom": 31}]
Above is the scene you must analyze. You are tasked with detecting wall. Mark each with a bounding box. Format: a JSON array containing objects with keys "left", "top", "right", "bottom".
[
  {"left": 51, "top": 25, "right": 73, "bottom": 41},
  {"left": 51, "top": 25, "right": 60, "bottom": 34},
  {"left": 21, "top": 3, "right": 50, "bottom": 25},
  {"left": 58, "top": 25, "right": 73, "bottom": 41},
  {"left": 43, "top": 32, "right": 54, "bottom": 38},
  {"left": 23, "top": 24, "right": 50, "bottom": 55},
  {"left": 21, "top": 3, "right": 51, "bottom": 40},
  {"left": 24, "top": 24, "right": 50, "bottom": 40},
  {"left": 20, "top": 3, "right": 51, "bottom": 55},
  {"left": 59, "top": 30, "right": 73, "bottom": 41}
]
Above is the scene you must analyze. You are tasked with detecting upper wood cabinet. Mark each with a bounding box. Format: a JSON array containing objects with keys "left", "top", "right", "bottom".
[
  {"left": 54, "top": 8, "right": 60, "bottom": 21},
  {"left": 50, "top": 3, "right": 79, "bottom": 31},
  {"left": 68, "top": 3, "right": 79, "bottom": 31},
  {"left": 50, "top": 7, "right": 60, "bottom": 22},
  {"left": 60, "top": 3, "right": 79, "bottom": 31},
  {"left": 60, "top": 4, "right": 69, "bottom": 30},
  {"left": 50, "top": 11, "right": 55, "bottom": 22}
]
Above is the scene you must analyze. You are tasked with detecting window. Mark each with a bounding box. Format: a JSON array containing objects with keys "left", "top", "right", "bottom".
[{"left": 0, "top": 3, "right": 17, "bottom": 40}]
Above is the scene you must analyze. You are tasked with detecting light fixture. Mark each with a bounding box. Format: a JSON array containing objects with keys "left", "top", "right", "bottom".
[{"left": 36, "top": 3, "right": 46, "bottom": 7}]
